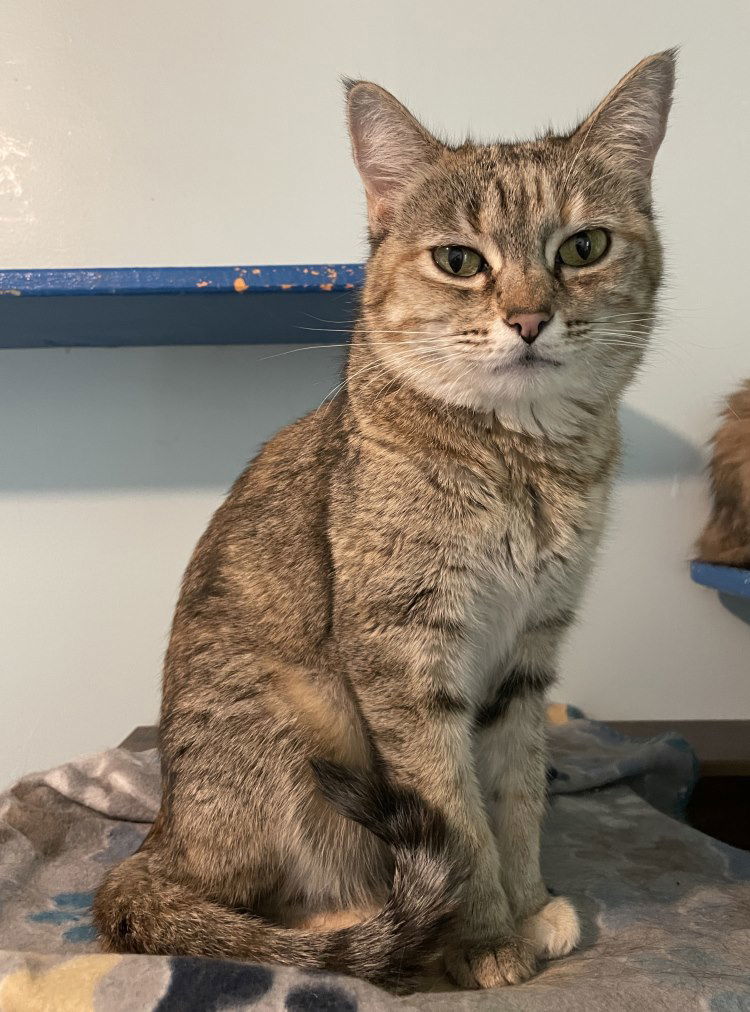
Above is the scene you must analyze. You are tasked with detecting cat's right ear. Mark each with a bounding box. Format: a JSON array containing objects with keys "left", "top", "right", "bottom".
[{"left": 344, "top": 80, "right": 442, "bottom": 237}]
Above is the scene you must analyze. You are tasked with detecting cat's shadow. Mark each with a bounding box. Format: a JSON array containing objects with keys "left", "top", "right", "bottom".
[
  {"left": 0, "top": 342, "right": 703, "bottom": 492},
  {"left": 619, "top": 405, "right": 703, "bottom": 481}
]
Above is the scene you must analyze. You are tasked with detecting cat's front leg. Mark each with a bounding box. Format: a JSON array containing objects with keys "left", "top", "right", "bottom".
[
  {"left": 475, "top": 632, "right": 580, "bottom": 962},
  {"left": 440, "top": 811, "right": 537, "bottom": 988},
  {"left": 347, "top": 640, "right": 537, "bottom": 987}
]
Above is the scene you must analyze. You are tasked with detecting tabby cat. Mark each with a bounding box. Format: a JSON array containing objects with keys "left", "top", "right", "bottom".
[{"left": 94, "top": 50, "right": 675, "bottom": 991}]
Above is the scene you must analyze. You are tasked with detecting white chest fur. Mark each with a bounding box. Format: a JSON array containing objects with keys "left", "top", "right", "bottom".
[
  {"left": 448, "top": 485, "right": 599, "bottom": 708},
  {"left": 459, "top": 552, "right": 538, "bottom": 705}
]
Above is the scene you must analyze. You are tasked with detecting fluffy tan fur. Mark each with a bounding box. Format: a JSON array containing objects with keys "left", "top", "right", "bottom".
[
  {"left": 697, "top": 380, "right": 750, "bottom": 567},
  {"left": 93, "top": 51, "right": 675, "bottom": 991}
]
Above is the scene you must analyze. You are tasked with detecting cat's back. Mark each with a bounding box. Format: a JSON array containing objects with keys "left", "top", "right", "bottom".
[
  {"left": 168, "top": 397, "right": 349, "bottom": 673},
  {"left": 710, "top": 380, "right": 750, "bottom": 476},
  {"left": 726, "top": 379, "right": 750, "bottom": 417}
]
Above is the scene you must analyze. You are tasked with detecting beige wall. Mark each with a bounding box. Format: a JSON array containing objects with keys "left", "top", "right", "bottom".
[{"left": 1, "top": 1, "right": 749, "bottom": 785}]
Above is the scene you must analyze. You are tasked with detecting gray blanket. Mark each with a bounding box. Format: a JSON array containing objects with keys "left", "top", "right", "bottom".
[{"left": 1, "top": 707, "right": 748, "bottom": 1010}]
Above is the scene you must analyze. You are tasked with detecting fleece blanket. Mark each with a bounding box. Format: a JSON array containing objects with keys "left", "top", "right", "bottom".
[{"left": 0, "top": 706, "right": 748, "bottom": 1011}]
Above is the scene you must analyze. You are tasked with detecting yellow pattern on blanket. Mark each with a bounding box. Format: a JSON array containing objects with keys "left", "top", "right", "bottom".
[{"left": 0, "top": 953, "right": 120, "bottom": 1012}]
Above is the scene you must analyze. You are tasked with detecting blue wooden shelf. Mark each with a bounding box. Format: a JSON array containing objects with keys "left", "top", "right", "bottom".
[
  {"left": 0, "top": 264, "right": 365, "bottom": 348},
  {"left": 690, "top": 561, "right": 750, "bottom": 599}
]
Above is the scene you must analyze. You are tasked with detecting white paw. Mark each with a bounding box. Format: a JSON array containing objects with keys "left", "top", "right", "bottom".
[{"left": 521, "top": 896, "right": 580, "bottom": 959}]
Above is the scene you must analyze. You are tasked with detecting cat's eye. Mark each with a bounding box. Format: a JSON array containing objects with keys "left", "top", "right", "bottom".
[
  {"left": 433, "top": 245, "right": 486, "bottom": 278},
  {"left": 557, "top": 229, "right": 609, "bottom": 268}
]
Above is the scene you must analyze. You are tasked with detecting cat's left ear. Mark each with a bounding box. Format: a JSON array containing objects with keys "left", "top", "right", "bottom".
[
  {"left": 570, "top": 49, "right": 676, "bottom": 180},
  {"left": 345, "top": 80, "right": 443, "bottom": 237}
]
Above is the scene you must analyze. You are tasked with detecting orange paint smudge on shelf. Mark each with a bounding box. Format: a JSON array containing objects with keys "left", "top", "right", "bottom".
[
  {"left": 319, "top": 283, "right": 333, "bottom": 291},
  {"left": 310, "top": 270, "right": 319, "bottom": 276},
  {"left": 196, "top": 280, "right": 209, "bottom": 288},
  {"left": 345, "top": 283, "right": 354, "bottom": 289},
  {"left": 233, "top": 278, "right": 249, "bottom": 293},
  {"left": 280, "top": 283, "right": 292, "bottom": 290},
  {"left": 251, "top": 268, "right": 261, "bottom": 275}
]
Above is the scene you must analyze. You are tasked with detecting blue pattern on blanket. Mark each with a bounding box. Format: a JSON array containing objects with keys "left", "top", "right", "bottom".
[
  {"left": 155, "top": 958, "right": 274, "bottom": 1010},
  {"left": 28, "top": 890, "right": 97, "bottom": 943}
]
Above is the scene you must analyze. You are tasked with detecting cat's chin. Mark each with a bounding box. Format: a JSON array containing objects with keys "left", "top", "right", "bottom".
[
  {"left": 488, "top": 354, "right": 562, "bottom": 375},
  {"left": 491, "top": 365, "right": 560, "bottom": 376},
  {"left": 413, "top": 364, "right": 571, "bottom": 414},
  {"left": 401, "top": 363, "right": 606, "bottom": 438}
]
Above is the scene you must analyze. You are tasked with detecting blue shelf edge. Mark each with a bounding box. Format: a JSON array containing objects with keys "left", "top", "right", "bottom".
[
  {"left": 0, "top": 264, "right": 365, "bottom": 297},
  {"left": 690, "top": 561, "right": 750, "bottom": 600},
  {"left": 0, "top": 264, "right": 366, "bottom": 348}
]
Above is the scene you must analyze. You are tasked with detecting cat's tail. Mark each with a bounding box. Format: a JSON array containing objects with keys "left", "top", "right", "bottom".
[{"left": 92, "top": 761, "right": 466, "bottom": 993}]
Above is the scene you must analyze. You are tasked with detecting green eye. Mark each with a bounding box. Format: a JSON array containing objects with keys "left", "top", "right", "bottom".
[
  {"left": 557, "top": 229, "right": 609, "bottom": 268},
  {"left": 433, "top": 245, "right": 485, "bottom": 278}
]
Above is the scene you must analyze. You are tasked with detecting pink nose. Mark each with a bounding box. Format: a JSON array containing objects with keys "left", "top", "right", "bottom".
[{"left": 504, "top": 311, "right": 553, "bottom": 344}]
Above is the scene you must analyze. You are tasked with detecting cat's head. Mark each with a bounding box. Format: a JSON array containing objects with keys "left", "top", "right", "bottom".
[{"left": 346, "top": 51, "right": 675, "bottom": 427}]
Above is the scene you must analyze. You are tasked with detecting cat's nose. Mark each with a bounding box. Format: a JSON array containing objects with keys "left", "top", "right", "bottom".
[{"left": 505, "top": 311, "right": 553, "bottom": 344}]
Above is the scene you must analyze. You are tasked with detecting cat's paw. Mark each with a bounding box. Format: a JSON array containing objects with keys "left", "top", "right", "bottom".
[
  {"left": 520, "top": 895, "right": 580, "bottom": 960},
  {"left": 444, "top": 937, "right": 537, "bottom": 989}
]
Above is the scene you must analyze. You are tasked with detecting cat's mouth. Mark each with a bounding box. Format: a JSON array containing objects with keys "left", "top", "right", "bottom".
[{"left": 490, "top": 351, "right": 562, "bottom": 374}]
